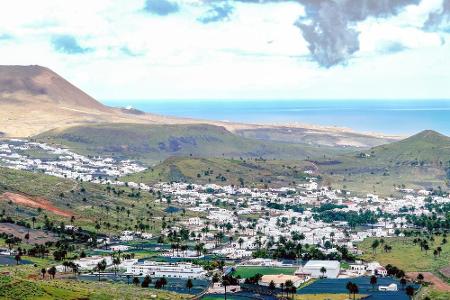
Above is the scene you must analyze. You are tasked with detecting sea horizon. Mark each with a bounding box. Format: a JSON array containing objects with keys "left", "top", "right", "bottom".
[{"left": 104, "top": 99, "right": 450, "bottom": 136}]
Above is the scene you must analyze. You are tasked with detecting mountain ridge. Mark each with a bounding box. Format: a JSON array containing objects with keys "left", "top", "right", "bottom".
[{"left": 0, "top": 65, "right": 397, "bottom": 149}]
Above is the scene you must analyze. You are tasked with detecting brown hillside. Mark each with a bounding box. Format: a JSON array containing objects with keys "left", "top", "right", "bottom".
[
  {"left": 0, "top": 65, "right": 108, "bottom": 112},
  {"left": 0, "top": 65, "right": 396, "bottom": 148}
]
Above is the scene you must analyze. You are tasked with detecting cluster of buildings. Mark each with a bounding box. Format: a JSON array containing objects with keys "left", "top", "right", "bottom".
[
  {"left": 145, "top": 179, "right": 449, "bottom": 261},
  {"left": 2, "top": 139, "right": 447, "bottom": 296},
  {"left": 0, "top": 139, "right": 145, "bottom": 182}
]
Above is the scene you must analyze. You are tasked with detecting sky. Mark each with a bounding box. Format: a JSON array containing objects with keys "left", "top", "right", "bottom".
[{"left": 0, "top": 0, "right": 449, "bottom": 101}]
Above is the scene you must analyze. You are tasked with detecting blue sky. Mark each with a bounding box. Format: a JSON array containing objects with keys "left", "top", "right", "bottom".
[{"left": 0, "top": 0, "right": 449, "bottom": 100}]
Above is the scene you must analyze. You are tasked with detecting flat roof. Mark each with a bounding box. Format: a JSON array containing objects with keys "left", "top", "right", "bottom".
[{"left": 303, "top": 260, "right": 340, "bottom": 269}]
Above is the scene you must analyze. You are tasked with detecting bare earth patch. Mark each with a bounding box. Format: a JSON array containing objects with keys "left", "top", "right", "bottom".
[
  {"left": 0, "top": 223, "right": 57, "bottom": 244},
  {"left": 407, "top": 272, "right": 450, "bottom": 292},
  {"left": 440, "top": 266, "right": 450, "bottom": 278},
  {"left": 1, "top": 192, "right": 72, "bottom": 217}
]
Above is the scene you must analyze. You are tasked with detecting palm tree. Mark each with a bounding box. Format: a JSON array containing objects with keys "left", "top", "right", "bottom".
[
  {"left": 222, "top": 276, "right": 230, "bottom": 300},
  {"left": 346, "top": 282, "right": 359, "bottom": 300},
  {"left": 48, "top": 266, "right": 57, "bottom": 279},
  {"left": 132, "top": 277, "right": 140, "bottom": 286},
  {"left": 31, "top": 216, "right": 36, "bottom": 228},
  {"left": 96, "top": 259, "right": 107, "bottom": 281},
  {"left": 320, "top": 267, "right": 327, "bottom": 278},
  {"left": 351, "top": 283, "right": 359, "bottom": 300},
  {"left": 72, "top": 263, "right": 80, "bottom": 277},
  {"left": 269, "top": 280, "right": 276, "bottom": 291},
  {"left": 346, "top": 282, "right": 353, "bottom": 299},
  {"left": 41, "top": 268, "right": 46, "bottom": 279},
  {"left": 186, "top": 279, "right": 193, "bottom": 292},
  {"left": 113, "top": 256, "right": 121, "bottom": 275},
  {"left": 194, "top": 243, "right": 204, "bottom": 256},
  {"left": 284, "top": 280, "right": 293, "bottom": 298},
  {"left": 400, "top": 278, "right": 407, "bottom": 290},
  {"left": 141, "top": 275, "right": 151, "bottom": 288},
  {"left": 160, "top": 277, "right": 167, "bottom": 288},
  {"left": 370, "top": 275, "right": 377, "bottom": 290},
  {"left": 14, "top": 254, "right": 21, "bottom": 265},
  {"left": 405, "top": 285, "right": 415, "bottom": 299},
  {"left": 238, "top": 237, "right": 244, "bottom": 249},
  {"left": 416, "top": 273, "right": 424, "bottom": 283},
  {"left": 371, "top": 239, "right": 380, "bottom": 254}
]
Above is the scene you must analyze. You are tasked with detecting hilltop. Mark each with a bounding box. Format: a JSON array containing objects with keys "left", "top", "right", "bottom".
[
  {"left": 0, "top": 65, "right": 108, "bottom": 112},
  {"left": 0, "top": 65, "right": 193, "bottom": 137},
  {"left": 122, "top": 156, "right": 316, "bottom": 188},
  {"left": 370, "top": 130, "right": 450, "bottom": 165},
  {"left": 316, "top": 130, "right": 450, "bottom": 195}
]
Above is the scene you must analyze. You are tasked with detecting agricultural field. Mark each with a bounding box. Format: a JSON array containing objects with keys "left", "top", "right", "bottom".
[
  {"left": 358, "top": 236, "right": 450, "bottom": 274},
  {"left": 232, "top": 266, "right": 297, "bottom": 279}
]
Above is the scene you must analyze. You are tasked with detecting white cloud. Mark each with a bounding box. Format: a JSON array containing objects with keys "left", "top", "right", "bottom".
[{"left": 0, "top": 0, "right": 448, "bottom": 100}]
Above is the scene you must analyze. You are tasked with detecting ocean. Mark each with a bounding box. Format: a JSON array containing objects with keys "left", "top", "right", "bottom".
[{"left": 103, "top": 100, "right": 450, "bottom": 136}]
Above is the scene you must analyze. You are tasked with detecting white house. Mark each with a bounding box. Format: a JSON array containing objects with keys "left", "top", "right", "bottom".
[
  {"left": 348, "top": 261, "right": 367, "bottom": 275},
  {"left": 367, "top": 261, "right": 387, "bottom": 277},
  {"left": 72, "top": 256, "right": 113, "bottom": 271},
  {"left": 110, "top": 245, "right": 130, "bottom": 252},
  {"left": 379, "top": 283, "right": 398, "bottom": 291}
]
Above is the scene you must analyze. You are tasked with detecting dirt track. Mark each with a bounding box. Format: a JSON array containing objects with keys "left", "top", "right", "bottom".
[
  {"left": 407, "top": 272, "right": 450, "bottom": 292},
  {"left": 0, "top": 192, "right": 72, "bottom": 217}
]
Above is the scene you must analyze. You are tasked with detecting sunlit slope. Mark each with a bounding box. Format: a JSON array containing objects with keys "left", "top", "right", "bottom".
[
  {"left": 36, "top": 123, "right": 349, "bottom": 164},
  {"left": 317, "top": 130, "right": 450, "bottom": 194},
  {"left": 122, "top": 156, "right": 315, "bottom": 188}
]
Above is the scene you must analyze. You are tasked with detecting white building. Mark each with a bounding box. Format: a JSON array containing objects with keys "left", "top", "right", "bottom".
[
  {"left": 379, "top": 283, "right": 398, "bottom": 291},
  {"left": 72, "top": 256, "right": 113, "bottom": 271},
  {"left": 348, "top": 261, "right": 367, "bottom": 275},
  {"left": 110, "top": 245, "right": 131, "bottom": 252},
  {"left": 126, "top": 261, "right": 206, "bottom": 279},
  {"left": 297, "top": 260, "right": 340, "bottom": 278},
  {"left": 367, "top": 261, "right": 387, "bottom": 277}
]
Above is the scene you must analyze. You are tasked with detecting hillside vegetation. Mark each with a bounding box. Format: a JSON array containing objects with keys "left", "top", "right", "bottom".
[
  {"left": 359, "top": 236, "right": 450, "bottom": 274},
  {"left": 0, "top": 272, "right": 189, "bottom": 300},
  {"left": 317, "top": 130, "right": 450, "bottom": 195},
  {"left": 36, "top": 123, "right": 348, "bottom": 164},
  {"left": 123, "top": 157, "right": 316, "bottom": 187},
  {"left": 0, "top": 166, "right": 167, "bottom": 235},
  {"left": 370, "top": 130, "right": 450, "bottom": 165}
]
